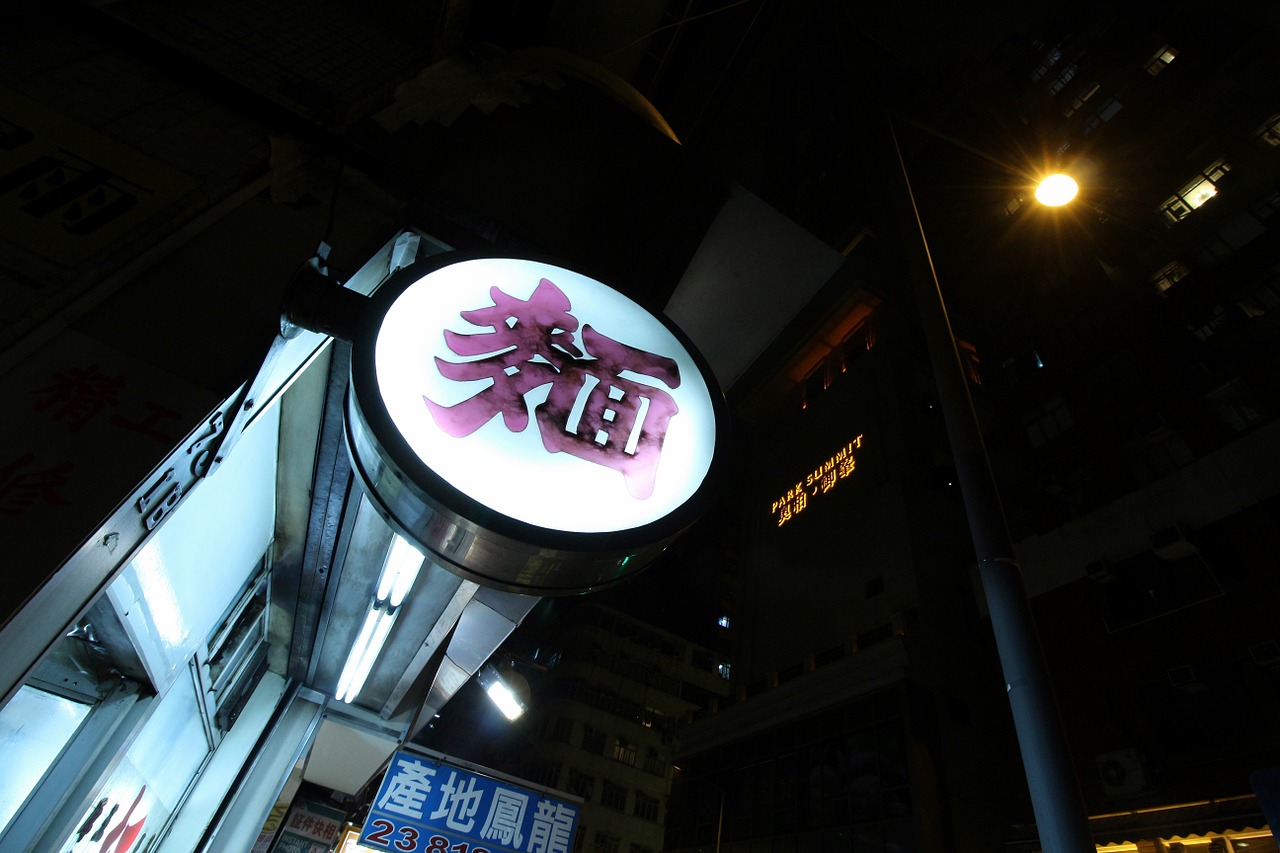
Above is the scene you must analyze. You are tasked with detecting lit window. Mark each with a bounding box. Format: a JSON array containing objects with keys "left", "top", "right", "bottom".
[
  {"left": 1144, "top": 46, "right": 1178, "bottom": 75},
  {"left": 1151, "top": 260, "right": 1191, "bottom": 294},
  {"left": 612, "top": 737, "right": 636, "bottom": 766},
  {"left": 1078, "top": 82, "right": 1100, "bottom": 103},
  {"left": 1161, "top": 160, "right": 1231, "bottom": 223},
  {"left": 717, "top": 663, "right": 732, "bottom": 679},
  {"left": 1256, "top": 114, "right": 1280, "bottom": 147},
  {"left": 717, "top": 615, "right": 731, "bottom": 629}
]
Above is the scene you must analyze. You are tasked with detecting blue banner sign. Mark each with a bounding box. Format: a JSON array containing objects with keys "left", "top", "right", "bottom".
[{"left": 360, "top": 750, "right": 580, "bottom": 853}]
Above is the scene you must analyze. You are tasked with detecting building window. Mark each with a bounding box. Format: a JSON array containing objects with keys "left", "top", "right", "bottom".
[
  {"left": 717, "top": 662, "right": 731, "bottom": 680},
  {"left": 569, "top": 770, "right": 595, "bottom": 800},
  {"left": 1026, "top": 396, "right": 1074, "bottom": 448},
  {"left": 595, "top": 834, "right": 620, "bottom": 853},
  {"left": 1144, "top": 45, "right": 1178, "bottom": 75},
  {"left": 1161, "top": 160, "right": 1231, "bottom": 223},
  {"left": 1189, "top": 304, "right": 1227, "bottom": 342},
  {"left": 1063, "top": 82, "right": 1100, "bottom": 117},
  {"left": 1047, "top": 63, "right": 1078, "bottom": 94},
  {"left": 640, "top": 706, "right": 666, "bottom": 729},
  {"left": 1151, "top": 260, "right": 1191, "bottom": 294},
  {"left": 549, "top": 716, "right": 573, "bottom": 743},
  {"left": 1254, "top": 191, "right": 1280, "bottom": 222},
  {"left": 1207, "top": 378, "right": 1263, "bottom": 432},
  {"left": 581, "top": 724, "right": 605, "bottom": 755},
  {"left": 612, "top": 737, "right": 636, "bottom": 766},
  {"left": 1239, "top": 280, "right": 1280, "bottom": 318},
  {"left": 633, "top": 791, "right": 660, "bottom": 822},
  {"left": 601, "top": 781, "right": 628, "bottom": 811},
  {"left": 525, "top": 760, "right": 561, "bottom": 788},
  {"left": 1030, "top": 46, "right": 1063, "bottom": 82},
  {"left": 717, "top": 615, "right": 731, "bottom": 629},
  {"left": 1083, "top": 98, "right": 1123, "bottom": 135},
  {"left": 1216, "top": 211, "right": 1267, "bottom": 250},
  {"left": 1257, "top": 114, "right": 1280, "bottom": 147}
]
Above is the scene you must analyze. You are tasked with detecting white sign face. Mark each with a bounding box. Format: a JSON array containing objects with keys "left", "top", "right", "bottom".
[{"left": 374, "top": 258, "right": 718, "bottom": 534}]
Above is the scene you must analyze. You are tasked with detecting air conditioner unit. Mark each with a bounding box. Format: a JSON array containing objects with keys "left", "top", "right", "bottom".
[
  {"left": 1250, "top": 641, "right": 1280, "bottom": 670},
  {"left": 1151, "top": 525, "right": 1197, "bottom": 560},
  {"left": 1096, "top": 748, "right": 1146, "bottom": 797},
  {"left": 1085, "top": 559, "right": 1115, "bottom": 584},
  {"left": 1167, "top": 664, "right": 1207, "bottom": 693}
]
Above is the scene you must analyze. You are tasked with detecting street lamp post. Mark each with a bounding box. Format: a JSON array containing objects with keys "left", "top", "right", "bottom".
[{"left": 885, "top": 117, "right": 1094, "bottom": 853}]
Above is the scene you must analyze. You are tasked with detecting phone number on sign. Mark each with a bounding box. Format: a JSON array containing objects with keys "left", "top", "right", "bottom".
[{"left": 363, "top": 824, "right": 498, "bottom": 853}]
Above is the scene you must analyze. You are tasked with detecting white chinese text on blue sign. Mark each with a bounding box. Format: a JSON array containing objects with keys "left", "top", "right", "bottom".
[{"left": 361, "top": 752, "right": 579, "bottom": 853}]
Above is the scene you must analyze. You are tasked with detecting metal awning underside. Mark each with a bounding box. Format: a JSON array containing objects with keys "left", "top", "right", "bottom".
[{"left": 270, "top": 235, "right": 540, "bottom": 748}]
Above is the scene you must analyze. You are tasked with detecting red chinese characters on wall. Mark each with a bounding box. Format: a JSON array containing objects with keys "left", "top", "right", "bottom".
[{"left": 1, "top": 363, "right": 187, "bottom": 518}]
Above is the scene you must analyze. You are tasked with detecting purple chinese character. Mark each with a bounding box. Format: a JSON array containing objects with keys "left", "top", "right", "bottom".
[
  {"left": 424, "top": 279, "right": 582, "bottom": 436},
  {"left": 424, "top": 278, "right": 681, "bottom": 499},
  {"left": 535, "top": 325, "right": 679, "bottom": 499}
]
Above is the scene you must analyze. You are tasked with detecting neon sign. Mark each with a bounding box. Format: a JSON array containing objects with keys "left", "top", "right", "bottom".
[{"left": 769, "top": 434, "right": 862, "bottom": 527}]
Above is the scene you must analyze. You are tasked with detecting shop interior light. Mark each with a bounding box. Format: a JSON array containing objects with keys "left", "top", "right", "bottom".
[{"left": 335, "top": 533, "right": 425, "bottom": 704}]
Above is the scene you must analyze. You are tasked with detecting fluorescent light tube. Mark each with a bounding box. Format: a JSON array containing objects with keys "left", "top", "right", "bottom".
[
  {"left": 336, "top": 608, "right": 381, "bottom": 702},
  {"left": 377, "top": 534, "right": 425, "bottom": 603},
  {"left": 341, "top": 609, "right": 395, "bottom": 703}
]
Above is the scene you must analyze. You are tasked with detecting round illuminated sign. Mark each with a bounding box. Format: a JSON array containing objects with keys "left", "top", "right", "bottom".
[{"left": 346, "top": 256, "right": 726, "bottom": 595}]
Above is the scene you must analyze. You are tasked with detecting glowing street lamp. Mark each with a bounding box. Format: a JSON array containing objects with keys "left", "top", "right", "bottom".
[
  {"left": 1035, "top": 173, "right": 1079, "bottom": 207},
  {"left": 478, "top": 662, "right": 529, "bottom": 721}
]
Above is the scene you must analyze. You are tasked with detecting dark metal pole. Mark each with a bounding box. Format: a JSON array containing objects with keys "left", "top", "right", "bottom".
[
  {"left": 715, "top": 787, "right": 724, "bottom": 853},
  {"left": 885, "top": 117, "right": 1094, "bottom": 852}
]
